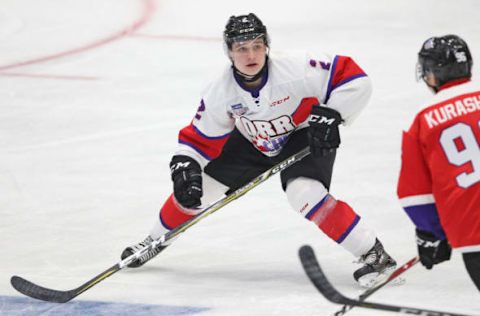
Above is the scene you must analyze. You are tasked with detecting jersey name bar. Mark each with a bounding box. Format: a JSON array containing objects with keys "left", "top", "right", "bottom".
[{"left": 424, "top": 92, "right": 480, "bottom": 128}]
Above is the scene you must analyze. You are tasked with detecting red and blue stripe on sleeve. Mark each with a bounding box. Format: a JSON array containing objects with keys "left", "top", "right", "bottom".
[
  {"left": 325, "top": 55, "right": 368, "bottom": 103},
  {"left": 400, "top": 197, "right": 446, "bottom": 239},
  {"left": 397, "top": 128, "right": 446, "bottom": 239},
  {"left": 178, "top": 123, "right": 230, "bottom": 161},
  {"left": 291, "top": 97, "right": 320, "bottom": 125}
]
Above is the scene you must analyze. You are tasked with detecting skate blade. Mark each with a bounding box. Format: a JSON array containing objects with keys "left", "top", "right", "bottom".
[{"left": 357, "top": 266, "right": 404, "bottom": 288}]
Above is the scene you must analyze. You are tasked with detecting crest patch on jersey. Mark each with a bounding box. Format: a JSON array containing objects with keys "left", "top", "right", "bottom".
[{"left": 230, "top": 103, "right": 248, "bottom": 116}]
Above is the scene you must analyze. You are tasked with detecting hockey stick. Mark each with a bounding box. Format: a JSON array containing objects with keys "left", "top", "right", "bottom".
[
  {"left": 358, "top": 256, "right": 419, "bottom": 301},
  {"left": 11, "top": 147, "right": 311, "bottom": 303},
  {"left": 333, "top": 256, "right": 420, "bottom": 315},
  {"left": 299, "top": 245, "right": 473, "bottom": 316}
]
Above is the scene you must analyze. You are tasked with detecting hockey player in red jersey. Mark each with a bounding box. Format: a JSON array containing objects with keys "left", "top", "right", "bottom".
[
  {"left": 397, "top": 35, "right": 480, "bottom": 291},
  {"left": 122, "top": 13, "right": 396, "bottom": 286}
]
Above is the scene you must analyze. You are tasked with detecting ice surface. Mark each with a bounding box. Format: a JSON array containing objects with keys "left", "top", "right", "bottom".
[{"left": 1, "top": 0, "right": 480, "bottom": 315}]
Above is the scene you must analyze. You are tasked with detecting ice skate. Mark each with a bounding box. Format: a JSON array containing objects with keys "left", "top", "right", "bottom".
[
  {"left": 121, "top": 236, "right": 167, "bottom": 268},
  {"left": 353, "top": 239, "right": 397, "bottom": 288}
]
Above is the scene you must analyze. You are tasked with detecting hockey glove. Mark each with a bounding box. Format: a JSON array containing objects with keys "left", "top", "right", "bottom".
[
  {"left": 307, "top": 106, "right": 342, "bottom": 157},
  {"left": 416, "top": 229, "right": 452, "bottom": 270},
  {"left": 170, "top": 155, "right": 203, "bottom": 208}
]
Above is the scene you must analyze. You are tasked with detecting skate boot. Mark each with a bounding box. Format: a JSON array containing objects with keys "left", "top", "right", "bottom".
[
  {"left": 121, "top": 236, "right": 167, "bottom": 268},
  {"left": 353, "top": 239, "right": 397, "bottom": 288}
]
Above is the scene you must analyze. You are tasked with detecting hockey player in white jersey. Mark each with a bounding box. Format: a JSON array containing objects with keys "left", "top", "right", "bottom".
[{"left": 121, "top": 13, "right": 396, "bottom": 286}]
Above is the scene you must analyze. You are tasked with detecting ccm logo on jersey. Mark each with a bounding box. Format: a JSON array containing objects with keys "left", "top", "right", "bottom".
[
  {"left": 240, "top": 115, "right": 295, "bottom": 137},
  {"left": 270, "top": 96, "right": 290, "bottom": 107},
  {"left": 308, "top": 114, "right": 337, "bottom": 125}
]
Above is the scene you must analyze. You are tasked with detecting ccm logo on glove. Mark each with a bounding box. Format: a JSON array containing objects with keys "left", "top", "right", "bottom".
[
  {"left": 308, "top": 114, "right": 338, "bottom": 125},
  {"left": 307, "top": 106, "right": 343, "bottom": 157},
  {"left": 170, "top": 155, "right": 203, "bottom": 209}
]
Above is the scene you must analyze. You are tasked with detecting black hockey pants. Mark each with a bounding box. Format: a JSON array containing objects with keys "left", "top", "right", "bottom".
[{"left": 463, "top": 252, "right": 480, "bottom": 292}]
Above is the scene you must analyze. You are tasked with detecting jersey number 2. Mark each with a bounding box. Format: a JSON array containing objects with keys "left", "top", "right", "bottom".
[{"left": 440, "top": 121, "right": 480, "bottom": 188}]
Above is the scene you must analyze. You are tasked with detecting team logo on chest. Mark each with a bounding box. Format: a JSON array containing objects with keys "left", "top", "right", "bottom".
[
  {"left": 239, "top": 115, "right": 296, "bottom": 156},
  {"left": 240, "top": 115, "right": 295, "bottom": 138}
]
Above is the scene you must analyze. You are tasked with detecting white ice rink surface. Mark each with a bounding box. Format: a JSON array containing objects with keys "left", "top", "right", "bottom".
[{"left": 1, "top": 0, "right": 480, "bottom": 315}]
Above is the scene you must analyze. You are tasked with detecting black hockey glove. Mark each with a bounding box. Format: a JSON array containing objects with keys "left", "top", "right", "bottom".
[
  {"left": 416, "top": 229, "right": 452, "bottom": 270},
  {"left": 170, "top": 155, "right": 203, "bottom": 208},
  {"left": 307, "top": 106, "right": 343, "bottom": 157}
]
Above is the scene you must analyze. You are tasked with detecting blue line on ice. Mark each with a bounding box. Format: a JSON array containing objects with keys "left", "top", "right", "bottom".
[{"left": 0, "top": 295, "right": 209, "bottom": 315}]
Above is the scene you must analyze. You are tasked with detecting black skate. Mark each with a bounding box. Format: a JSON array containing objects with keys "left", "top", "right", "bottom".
[
  {"left": 121, "top": 236, "right": 167, "bottom": 268},
  {"left": 353, "top": 239, "right": 397, "bottom": 288}
]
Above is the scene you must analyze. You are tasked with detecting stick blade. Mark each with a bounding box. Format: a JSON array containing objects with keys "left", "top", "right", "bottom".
[
  {"left": 11, "top": 275, "right": 75, "bottom": 303},
  {"left": 298, "top": 245, "right": 357, "bottom": 306}
]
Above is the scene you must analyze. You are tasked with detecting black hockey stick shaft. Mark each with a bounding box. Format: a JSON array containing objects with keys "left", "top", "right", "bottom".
[
  {"left": 161, "top": 147, "right": 311, "bottom": 243},
  {"left": 11, "top": 147, "right": 311, "bottom": 303},
  {"left": 299, "top": 245, "right": 473, "bottom": 316}
]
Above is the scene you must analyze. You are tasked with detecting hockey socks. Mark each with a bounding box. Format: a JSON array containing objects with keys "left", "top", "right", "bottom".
[
  {"left": 149, "top": 194, "right": 196, "bottom": 240},
  {"left": 307, "top": 197, "right": 376, "bottom": 256},
  {"left": 286, "top": 177, "right": 376, "bottom": 257},
  {"left": 160, "top": 194, "right": 196, "bottom": 229},
  {"left": 306, "top": 197, "right": 358, "bottom": 243}
]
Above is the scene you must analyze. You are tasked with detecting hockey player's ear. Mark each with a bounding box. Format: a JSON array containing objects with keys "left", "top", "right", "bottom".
[
  {"left": 227, "top": 50, "right": 234, "bottom": 62},
  {"left": 224, "top": 45, "right": 234, "bottom": 63}
]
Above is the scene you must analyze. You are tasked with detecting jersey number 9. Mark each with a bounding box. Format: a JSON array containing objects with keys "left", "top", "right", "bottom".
[{"left": 440, "top": 120, "right": 480, "bottom": 188}]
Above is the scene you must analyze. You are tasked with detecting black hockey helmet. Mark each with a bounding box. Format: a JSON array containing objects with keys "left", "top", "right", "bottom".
[
  {"left": 223, "top": 13, "right": 269, "bottom": 49},
  {"left": 417, "top": 35, "right": 473, "bottom": 86}
]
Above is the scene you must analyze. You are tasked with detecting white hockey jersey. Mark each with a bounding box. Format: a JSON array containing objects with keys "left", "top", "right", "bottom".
[{"left": 175, "top": 50, "right": 372, "bottom": 166}]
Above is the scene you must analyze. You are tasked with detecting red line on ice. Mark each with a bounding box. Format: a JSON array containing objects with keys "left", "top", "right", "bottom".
[
  {"left": 131, "top": 33, "right": 221, "bottom": 42},
  {"left": 0, "top": 72, "right": 99, "bottom": 80},
  {"left": 0, "top": 0, "right": 155, "bottom": 72}
]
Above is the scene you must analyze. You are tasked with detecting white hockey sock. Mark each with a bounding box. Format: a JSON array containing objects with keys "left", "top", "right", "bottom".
[
  {"left": 149, "top": 217, "right": 170, "bottom": 241},
  {"left": 340, "top": 219, "right": 376, "bottom": 257},
  {"left": 286, "top": 176, "right": 376, "bottom": 258}
]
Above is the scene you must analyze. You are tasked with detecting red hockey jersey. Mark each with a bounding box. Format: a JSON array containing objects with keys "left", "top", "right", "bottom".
[{"left": 397, "top": 79, "right": 480, "bottom": 252}]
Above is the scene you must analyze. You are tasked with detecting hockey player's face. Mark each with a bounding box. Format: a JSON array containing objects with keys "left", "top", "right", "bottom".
[
  {"left": 419, "top": 68, "right": 439, "bottom": 93},
  {"left": 230, "top": 39, "right": 267, "bottom": 76}
]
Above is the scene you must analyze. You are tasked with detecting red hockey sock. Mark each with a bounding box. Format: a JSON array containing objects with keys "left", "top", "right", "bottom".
[
  {"left": 306, "top": 197, "right": 360, "bottom": 243},
  {"left": 159, "top": 194, "right": 195, "bottom": 230}
]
